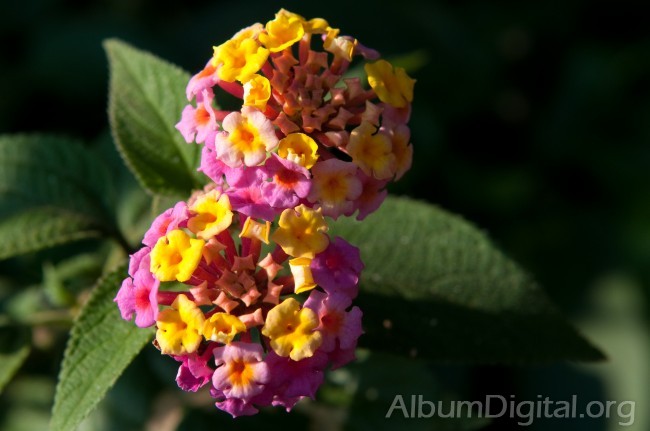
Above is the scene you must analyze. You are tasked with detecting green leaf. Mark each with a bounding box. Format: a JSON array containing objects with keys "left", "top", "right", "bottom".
[
  {"left": 0, "top": 135, "right": 117, "bottom": 259},
  {"left": 0, "top": 326, "right": 31, "bottom": 394},
  {"left": 330, "top": 197, "right": 604, "bottom": 363},
  {"left": 105, "top": 38, "right": 205, "bottom": 196},
  {"left": 0, "top": 209, "right": 104, "bottom": 260},
  {"left": 51, "top": 265, "right": 154, "bottom": 431}
]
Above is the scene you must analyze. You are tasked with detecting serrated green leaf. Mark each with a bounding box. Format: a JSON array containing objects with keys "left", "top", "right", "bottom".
[
  {"left": 330, "top": 197, "right": 604, "bottom": 363},
  {"left": 0, "top": 326, "right": 31, "bottom": 394},
  {"left": 0, "top": 135, "right": 117, "bottom": 259},
  {"left": 105, "top": 38, "right": 205, "bottom": 196},
  {"left": 51, "top": 266, "right": 154, "bottom": 431},
  {"left": 0, "top": 208, "right": 104, "bottom": 260}
]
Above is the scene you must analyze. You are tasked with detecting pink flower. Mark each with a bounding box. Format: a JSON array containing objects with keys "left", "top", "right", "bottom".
[
  {"left": 175, "top": 345, "right": 217, "bottom": 392},
  {"left": 127, "top": 246, "right": 150, "bottom": 277},
  {"left": 214, "top": 398, "right": 259, "bottom": 418},
  {"left": 328, "top": 344, "right": 358, "bottom": 370},
  {"left": 212, "top": 342, "right": 270, "bottom": 402},
  {"left": 352, "top": 170, "right": 388, "bottom": 220},
  {"left": 198, "top": 132, "right": 228, "bottom": 184},
  {"left": 261, "top": 153, "right": 311, "bottom": 209},
  {"left": 311, "top": 237, "right": 363, "bottom": 298},
  {"left": 115, "top": 251, "right": 160, "bottom": 328},
  {"left": 226, "top": 168, "right": 278, "bottom": 221},
  {"left": 304, "top": 290, "right": 363, "bottom": 353},
  {"left": 186, "top": 60, "right": 219, "bottom": 101},
  {"left": 264, "top": 349, "right": 328, "bottom": 410},
  {"left": 143, "top": 201, "right": 188, "bottom": 247},
  {"left": 176, "top": 89, "right": 218, "bottom": 144}
]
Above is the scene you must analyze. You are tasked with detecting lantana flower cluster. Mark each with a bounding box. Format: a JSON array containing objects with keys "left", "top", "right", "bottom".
[
  {"left": 176, "top": 8, "right": 415, "bottom": 221},
  {"left": 116, "top": 8, "right": 414, "bottom": 418}
]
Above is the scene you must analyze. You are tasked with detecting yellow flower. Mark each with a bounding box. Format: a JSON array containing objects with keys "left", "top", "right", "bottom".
[
  {"left": 150, "top": 229, "right": 204, "bottom": 282},
  {"left": 187, "top": 191, "right": 233, "bottom": 240},
  {"left": 277, "top": 133, "right": 319, "bottom": 169},
  {"left": 324, "top": 33, "right": 357, "bottom": 61},
  {"left": 202, "top": 313, "right": 246, "bottom": 344},
  {"left": 304, "top": 17, "right": 330, "bottom": 34},
  {"left": 243, "top": 74, "right": 271, "bottom": 111},
  {"left": 156, "top": 294, "right": 205, "bottom": 355},
  {"left": 289, "top": 257, "right": 317, "bottom": 294},
  {"left": 271, "top": 205, "right": 329, "bottom": 259},
  {"left": 259, "top": 9, "right": 305, "bottom": 52},
  {"left": 261, "top": 298, "right": 322, "bottom": 361},
  {"left": 347, "top": 122, "right": 396, "bottom": 180},
  {"left": 212, "top": 34, "right": 269, "bottom": 83},
  {"left": 364, "top": 59, "right": 415, "bottom": 108},
  {"left": 239, "top": 217, "right": 271, "bottom": 244},
  {"left": 391, "top": 125, "right": 413, "bottom": 180}
]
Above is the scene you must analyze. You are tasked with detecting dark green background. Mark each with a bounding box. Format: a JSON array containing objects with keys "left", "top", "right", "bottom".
[{"left": 1, "top": 0, "right": 648, "bottom": 430}]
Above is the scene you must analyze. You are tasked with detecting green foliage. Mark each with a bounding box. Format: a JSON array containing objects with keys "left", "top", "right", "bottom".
[
  {"left": 105, "top": 39, "right": 206, "bottom": 197},
  {"left": 0, "top": 326, "right": 30, "bottom": 395},
  {"left": 331, "top": 197, "right": 604, "bottom": 363},
  {"left": 50, "top": 266, "right": 154, "bottom": 431},
  {"left": 0, "top": 135, "right": 117, "bottom": 260},
  {"left": 0, "top": 209, "right": 104, "bottom": 262}
]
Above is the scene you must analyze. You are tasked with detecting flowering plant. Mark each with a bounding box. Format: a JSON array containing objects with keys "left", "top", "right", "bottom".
[{"left": 0, "top": 7, "right": 603, "bottom": 431}]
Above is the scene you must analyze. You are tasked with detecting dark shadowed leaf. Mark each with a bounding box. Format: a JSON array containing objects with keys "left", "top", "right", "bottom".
[
  {"left": 0, "top": 326, "right": 31, "bottom": 394},
  {"left": 331, "top": 197, "right": 604, "bottom": 363},
  {"left": 0, "top": 135, "right": 117, "bottom": 259}
]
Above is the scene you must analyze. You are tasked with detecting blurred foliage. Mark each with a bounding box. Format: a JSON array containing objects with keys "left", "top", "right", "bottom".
[{"left": 0, "top": 0, "right": 648, "bottom": 430}]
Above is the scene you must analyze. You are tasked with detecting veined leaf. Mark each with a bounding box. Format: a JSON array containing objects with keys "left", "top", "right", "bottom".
[
  {"left": 0, "top": 135, "right": 117, "bottom": 259},
  {"left": 0, "top": 209, "right": 104, "bottom": 260},
  {"left": 0, "top": 326, "right": 31, "bottom": 394},
  {"left": 50, "top": 266, "right": 154, "bottom": 431},
  {"left": 105, "top": 38, "right": 205, "bottom": 196},
  {"left": 330, "top": 196, "right": 604, "bottom": 363}
]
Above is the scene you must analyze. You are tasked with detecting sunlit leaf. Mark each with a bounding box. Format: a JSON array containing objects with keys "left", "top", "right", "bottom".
[
  {"left": 51, "top": 266, "right": 154, "bottom": 431},
  {"left": 105, "top": 39, "right": 205, "bottom": 196}
]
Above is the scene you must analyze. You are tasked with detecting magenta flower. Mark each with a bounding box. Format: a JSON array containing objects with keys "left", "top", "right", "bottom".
[
  {"left": 142, "top": 201, "right": 188, "bottom": 248},
  {"left": 328, "top": 344, "right": 358, "bottom": 370},
  {"left": 175, "top": 345, "right": 217, "bottom": 392},
  {"left": 226, "top": 167, "right": 278, "bottom": 221},
  {"left": 311, "top": 237, "right": 364, "bottom": 298},
  {"left": 264, "top": 349, "right": 328, "bottom": 410},
  {"left": 261, "top": 153, "right": 311, "bottom": 209},
  {"left": 115, "top": 250, "right": 160, "bottom": 328},
  {"left": 304, "top": 290, "right": 363, "bottom": 353}
]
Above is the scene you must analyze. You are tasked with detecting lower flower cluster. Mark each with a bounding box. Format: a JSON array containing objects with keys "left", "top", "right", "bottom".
[{"left": 115, "top": 188, "right": 363, "bottom": 416}]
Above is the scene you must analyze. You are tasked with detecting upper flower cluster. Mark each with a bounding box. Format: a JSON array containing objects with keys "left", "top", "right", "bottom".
[{"left": 176, "top": 8, "right": 415, "bottom": 221}]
